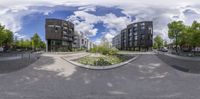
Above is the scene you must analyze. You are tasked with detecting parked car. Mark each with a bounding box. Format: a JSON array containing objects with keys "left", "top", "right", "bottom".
[{"left": 158, "top": 47, "right": 168, "bottom": 52}]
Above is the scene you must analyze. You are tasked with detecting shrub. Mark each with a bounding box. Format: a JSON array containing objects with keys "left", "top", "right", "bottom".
[
  {"left": 89, "top": 46, "right": 118, "bottom": 55},
  {"left": 94, "top": 57, "right": 111, "bottom": 66}
]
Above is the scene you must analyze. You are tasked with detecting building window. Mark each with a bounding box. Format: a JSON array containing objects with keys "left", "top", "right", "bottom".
[
  {"left": 128, "top": 29, "right": 132, "bottom": 33},
  {"left": 63, "top": 27, "right": 68, "bottom": 30},
  {"left": 134, "top": 32, "right": 137, "bottom": 36},
  {"left": 48, "top": 25, "right": 54, "bottom": 28},
  {"left": 62, "top": 41, "right": 68, "bottom": 46},
  {"left": 82, "top": 39, "right": 84, "bottom": 44},
  {"left": 129, "top": 43, "right": 132, "bottom": 46},
  {"left": 134, "top": 41, "right": 137, "bottom": 46},
  {"left": 141, "top": 22, "right": 145, "bottom": 26},
  {"left": 134, "top": 24, "right": 138, "bottom": 27},
  {"left": 63, "top": 31, "right": 67, "bottom": 35},
  {"left": 141, "top": 26, "right": 145, "bottom": 29},
  {"left": 55, "top": 25, "right": 61, "bottom": 28},
  {"left": 129, "top": 37, "right": 132, "bottom": 41},
  {"left": 129, "top": 33, "right": 132, "bottom": 36},
  {"left": 134, "top": 36, "right": 137, "bottom": 40},
  {"left": 141, "top": 35, "right": 145, "bottom": 40},
  {"left": 51, "top": 40, "right": 55, "bottom": 45}
]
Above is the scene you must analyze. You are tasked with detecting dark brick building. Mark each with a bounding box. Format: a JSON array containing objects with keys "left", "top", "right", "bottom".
[
  {"left": 113, "top": 21, "right": 153, "bottom": 51},
  {"left": 45, "top": 19, "right": 75, "bottom": 52}
]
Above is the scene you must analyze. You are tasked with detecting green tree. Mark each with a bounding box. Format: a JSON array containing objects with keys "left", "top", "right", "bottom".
[
  {"left": 24, "top": 39, "right": 32, "bottom": 48},
  {"left": 31, "top": 33, "right": 41, "bottom": 50},
  {"left": 4, "top": 29, "right": 14, "bottom": 45},
  {"left": 168, "top": 21, "right": 185, "bottom": 52},
  {"left": 39, "top": 41, "right": 46, "bottom": 49},
  {"left": 154, "top": 35, "right": 164, "bottom": 49},
  {"left": 189, "top": 21, "right": 200, "bottom": 48},
  {"left": 0, "top": 25, "right": 6, "bottom": 46}
]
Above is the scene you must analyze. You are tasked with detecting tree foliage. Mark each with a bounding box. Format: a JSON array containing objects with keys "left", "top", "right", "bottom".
[
  {"left": 168, "top": 21, "right": 200, "bottom": 48},
  {"left": 0, "top": 24, "right": 14, "bottom": 46},
  {"left": 153, "top": 35, "right": 164, "bottom": 49},
  {"left": 90, "top": 42, "right": 118, "bottom": 55}
]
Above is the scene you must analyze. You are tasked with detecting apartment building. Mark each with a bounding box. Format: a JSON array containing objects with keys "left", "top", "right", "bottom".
[
  {"left": 45, "top": 19, "right": 75, "bottom": 52},
  {"left": 74, "top": 32, "right": 95, "bottom": 50},
  {"left": 112, "top": 21, "right": 153, "bottom": 51},
  {"left": 112, "top": 33, "right": 121, "bottom": 50}
]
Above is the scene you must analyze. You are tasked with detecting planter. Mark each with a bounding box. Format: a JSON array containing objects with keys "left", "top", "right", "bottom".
[{"left": 62, "top": 54, "right": 138, "bottom": 70}]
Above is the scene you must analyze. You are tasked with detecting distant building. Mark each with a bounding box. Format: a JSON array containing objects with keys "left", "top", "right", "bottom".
[
  {"left": 45, "top": 19, "right": 75, "bottom": 52},
  {"left": 73, "top": 32, "right": 95, "bottom": 50},
  {"left": 112, "top": 33, "right": 121, "bottom": 49},
  {"left": 72, "top": 31, "right": 80, "bottom": 49},
  {"left": 112, "top": 21, "right": 153, "bottom": 51}
]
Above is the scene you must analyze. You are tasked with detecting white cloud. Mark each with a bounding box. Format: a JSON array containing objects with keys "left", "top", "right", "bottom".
[
  {"left": 104, "top": 33, "right": 114, "bottom": 42},
  {"left": 93, "top": 38, "right": 101, "bottom": 45},
  {"left": 0, "top": 5, "right": 54, "bottom": 39},
  {"left": 67, "top": 10, "right": 132, "bottom": 42},
  {"left": 67, "top": 10, "right": 100, "bottom": 37},
  {"left": 1, "top": 0, "right": 200, "bottom": 42},
  {"left": 101, "top": 13, "right": 131, "bottom": 31}
]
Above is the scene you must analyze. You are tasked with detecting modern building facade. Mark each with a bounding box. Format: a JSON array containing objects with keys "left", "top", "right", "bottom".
[
  {"left": 112, "top": 21, "right": 153, "bottom": 51},
  {"left": 73, "top": 32, "right": 95, "bottom": 50},
  {"left": 112, "top": 33, "right": 121, "bottom": 50},
  {"left": 45, "top": 19, "right": 75, "bottom": 52}
]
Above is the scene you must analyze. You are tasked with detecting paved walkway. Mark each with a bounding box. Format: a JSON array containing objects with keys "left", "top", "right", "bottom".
[
  {"left": 0, "top": 53, "right": 200, "bottom": 99},
  {"left": 118, "top": 51, "right": 155, "bottom": 55},
  {"left": 165, "top": 53, "right": 200, "bottom": 61},
  {"left": 0, "top": 56, "right": 21, "bottom": 61}
]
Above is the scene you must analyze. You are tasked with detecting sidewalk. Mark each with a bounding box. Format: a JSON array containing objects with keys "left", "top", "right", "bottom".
[
  {"left": 0, "top": 56, "right": 21, "bottom": 61},
  {"left": 118, "top": 51, "right": 155, "bottom": 55},
  {"left": 164, "top": 53, "right": 200, "bottom": 61}
]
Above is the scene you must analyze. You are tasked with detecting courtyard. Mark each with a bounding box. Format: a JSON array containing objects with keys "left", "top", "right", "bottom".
[{"left": 0, "top": 52, "right": 200, "bottom": 99}]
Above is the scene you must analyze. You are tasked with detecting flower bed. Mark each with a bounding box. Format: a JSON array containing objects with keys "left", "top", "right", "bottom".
[{"left": 74, "top": 53, "right": 134, "bottom": 66}]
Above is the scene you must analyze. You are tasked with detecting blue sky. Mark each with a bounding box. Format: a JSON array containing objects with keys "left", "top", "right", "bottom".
[
  {"left": 0, "top": 0, "right": 200, "bottom": 44},
  {"left": 18, "top": 6, "right": 127, "bottom": 42}
]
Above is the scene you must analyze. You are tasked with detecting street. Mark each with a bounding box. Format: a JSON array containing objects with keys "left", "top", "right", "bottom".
[{"left": 0, "top": 53, "right": 200, "bottom": 99}]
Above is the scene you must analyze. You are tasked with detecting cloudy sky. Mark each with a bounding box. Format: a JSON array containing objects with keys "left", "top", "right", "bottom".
[{"left": 0, "top": 0, "right": 200, "bottom": 44}]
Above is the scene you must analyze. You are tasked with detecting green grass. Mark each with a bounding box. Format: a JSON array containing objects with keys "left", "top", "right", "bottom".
[{"left": 76, "top": 54, "right": 130, "bottom": 66}]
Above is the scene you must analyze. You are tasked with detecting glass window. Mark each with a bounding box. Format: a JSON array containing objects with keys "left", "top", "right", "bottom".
[
  {"left": 141, "top": 35, "right": 145, "bottom": 39},
  {"left": 82, "top": 39, "right": 84, "bottom": 44},
  {"left": 134, "top": 41, "right": 137, "bottom": 46},
  {"left": 141, "top": 22, "right": 145, "bottom": 26},
  {"left": 134, "top": 32, "right": 137, "bottom": 36},
  {"left": 62, "top": 41, "right": 68, "bottom": 46},
  {"left": 134, "top": 24, "right": 138, "bottom": 27},
  {"left": 141, "top": 26, "right": 145, "bottom": 29},
  {"left": 135, "top": 36, "right": 137, "bottom": 40},
  {"left": 51, "top": 40, "right": 55, "bottom": 45},
  {"left": 48, "top": 25, "right": 54, "bottom": 28},
  {"left": 129, "top": 33, "right": 132, "bottom": 36}
]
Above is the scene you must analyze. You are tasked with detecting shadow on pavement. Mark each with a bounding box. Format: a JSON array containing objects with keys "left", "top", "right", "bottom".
[
  {"left": 0, "top": 53, "right": 44, "bottom": 74},
  {"left": 156, "top": 54, "right": 200, "bottom": 74},
  {"left": 1, "top": 54, "right": 200, "bottom": 99}
]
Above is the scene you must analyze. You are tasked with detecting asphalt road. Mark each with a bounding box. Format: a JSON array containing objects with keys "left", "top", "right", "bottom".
[
  {"left": 157, "top": 53, "right": 200, "bottom": 73},
  {"left": 0, "top": 53, "right": 200, "bottom": 99}
]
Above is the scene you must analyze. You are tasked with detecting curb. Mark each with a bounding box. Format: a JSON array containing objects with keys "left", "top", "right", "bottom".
[
  {"left": 157, "top": 52, "right": 200, "bottom": 61},
  {"left": 0, "top": 56, "right": 21, "bottom": 61},
  {"left": 62, "top": 55, "right": 138, "bottom": 70}
]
